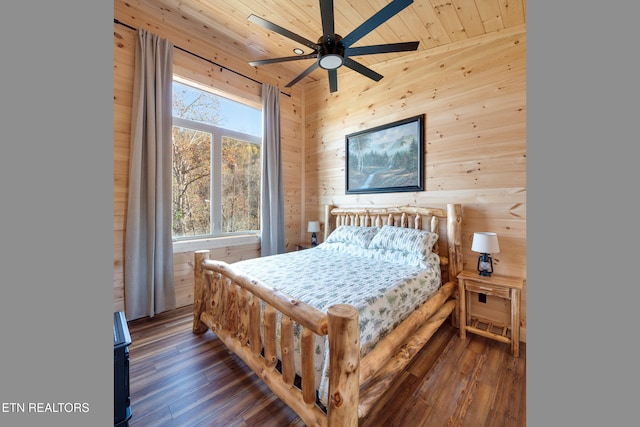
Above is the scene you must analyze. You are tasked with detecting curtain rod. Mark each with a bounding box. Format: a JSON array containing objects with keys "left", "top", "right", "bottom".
[{"left": 114, "top": 19, "right": 291, "bottom": 98}]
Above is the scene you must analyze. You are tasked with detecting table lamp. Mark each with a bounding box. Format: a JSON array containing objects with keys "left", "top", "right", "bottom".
[
  {"left": 471, "top": 232, "right": 500, "bottom": 276},
  {"left": 307, "top": 221, "right": 320, "bottom": 246}
]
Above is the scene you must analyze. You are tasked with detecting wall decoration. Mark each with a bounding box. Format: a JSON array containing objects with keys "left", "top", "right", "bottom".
[{"left": 346, "top": 114, "right": 424, "bottom": 194}]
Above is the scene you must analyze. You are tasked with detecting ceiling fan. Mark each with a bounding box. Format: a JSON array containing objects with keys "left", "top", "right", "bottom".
[{"left": 248, "top": 0, "right": 419, "bottom": 93}]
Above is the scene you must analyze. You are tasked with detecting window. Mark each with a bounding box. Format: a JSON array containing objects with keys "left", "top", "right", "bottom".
[{"left": 171, "top": 79, "right": 262, "bottom": 240}]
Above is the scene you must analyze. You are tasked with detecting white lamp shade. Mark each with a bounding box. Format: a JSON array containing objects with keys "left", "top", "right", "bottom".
[
  {"left": 307, "top": 221, "right": 321, "bottom": 233},
  {"left": 471, "top": 232, "right": 500, "bottom": 254}
]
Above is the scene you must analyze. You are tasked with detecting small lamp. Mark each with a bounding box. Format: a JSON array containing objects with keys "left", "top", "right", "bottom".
[
  {"left": 471, "top": 232, "right": 500, "bottom": 277},
  {"left": 307, "top": 221, "right": 320, "bottom": 247}
]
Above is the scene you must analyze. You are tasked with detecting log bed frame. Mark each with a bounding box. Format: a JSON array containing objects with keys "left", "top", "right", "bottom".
[{"left": 192, "top": 204, "right": 463, "bottom": 427}]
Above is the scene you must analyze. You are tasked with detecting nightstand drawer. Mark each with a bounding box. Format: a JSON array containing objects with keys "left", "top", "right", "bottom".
[{"left": 464, "top": 280, "right": 510, "bottom": 299}]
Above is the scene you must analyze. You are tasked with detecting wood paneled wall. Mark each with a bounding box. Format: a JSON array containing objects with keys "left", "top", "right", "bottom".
[
  {"left": 303, "top": 25, "right": 527, "bottom": 340},
  {"left": 114, "top": 1, "right": 527, "bottom": 340},
  {"left": 114, "top": 1, "right": 305, "bottom": 315}
]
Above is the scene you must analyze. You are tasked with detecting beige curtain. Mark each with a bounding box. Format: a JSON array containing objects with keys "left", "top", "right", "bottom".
[
  {"left": 260, "top": 83, "right": 285, "bottom": 256},
  {"left": 125, "top": 29, "right": 176, "bottom": 320}
]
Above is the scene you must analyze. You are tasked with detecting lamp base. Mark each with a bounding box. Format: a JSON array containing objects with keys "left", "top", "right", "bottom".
[
  {"left": 477, "top": 253, "right": 493, "bottom": 277},
  {"left": 311, "top": 232, "right": 317, "bottom": 247}
]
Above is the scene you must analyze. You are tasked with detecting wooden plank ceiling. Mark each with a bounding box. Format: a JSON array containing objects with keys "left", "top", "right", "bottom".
[{"left": 119, "top": 0, "right": 526, "bottom": 88}]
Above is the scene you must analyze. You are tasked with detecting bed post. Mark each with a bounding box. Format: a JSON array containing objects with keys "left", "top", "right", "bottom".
[
  {"left": 326, "top": 304, "right": 359, "bottom": 427},
  {"left": 447, "top": 204, "right": 463, "bottom": 328},
  {"left": 446, "top": 204, "right": 463, "bottom": 281},
  {"left": 193, "top": 250, "right": 210, "bottom": 334},
  {"left": 324, "top": 204, "right": 335, "bottom": 242}
]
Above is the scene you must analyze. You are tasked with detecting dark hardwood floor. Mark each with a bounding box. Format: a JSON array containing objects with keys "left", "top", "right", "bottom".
[{"left": 126, "top": 305, "right": 525, "bottom": 427}]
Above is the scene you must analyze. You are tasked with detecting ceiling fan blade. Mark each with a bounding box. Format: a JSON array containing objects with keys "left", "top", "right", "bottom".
[
  {"left": 248, "top": 14, "right": 319, "bottom": 50},
  {"left": 249, "top": 53, "right": 317, "bottom": 66},
  {"left": 328, "top": 69, "right": 338, "bottom": 93},
  {"left": 285, "top": 62, "right": 320, "bottom": 88},
  {"left": 343, "top": 57, "right": 383, "bottom": 82},
  {"left": 319, "top": 0, "right": 335, "bottom": 44},
  {"left": 341, "top": 0, "right": 414, "bottom": 48},
  {"left": 345, "top": 41, "right": 419, "bottom": 56}
]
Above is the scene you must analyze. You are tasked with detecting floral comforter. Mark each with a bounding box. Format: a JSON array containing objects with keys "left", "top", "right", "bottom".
[{"left": 231, "top": 243, "right": 441, "bottom": 406}]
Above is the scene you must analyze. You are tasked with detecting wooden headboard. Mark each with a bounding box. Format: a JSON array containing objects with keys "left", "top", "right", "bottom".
[{"left": 323, "top": 204, "right": 463, "bottom": 284}]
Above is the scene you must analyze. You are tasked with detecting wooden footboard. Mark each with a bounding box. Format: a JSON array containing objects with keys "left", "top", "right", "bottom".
[
  {"left": 192, "top": 204, "right": 462, "bottom": 427},
  {"left": 193, "top": 251, "right": 360, "bottom": 427}
]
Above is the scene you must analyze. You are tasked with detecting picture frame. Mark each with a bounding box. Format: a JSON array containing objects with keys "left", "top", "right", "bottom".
[{"left": 345, "top": 114, "right": 424, "bottom": 194}]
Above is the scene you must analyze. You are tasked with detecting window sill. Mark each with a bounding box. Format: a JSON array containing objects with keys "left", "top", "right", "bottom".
[{"left": 173, "top": 234, "right": 260, "bottom": 254}]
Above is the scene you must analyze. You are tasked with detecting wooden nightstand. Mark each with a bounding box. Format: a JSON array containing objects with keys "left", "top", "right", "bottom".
[
  {"left": 457, "top": 270, "right": 524, "bottom": 357},
  {"left": 294, "top": 242, "right": 313, "bottom": 251}
]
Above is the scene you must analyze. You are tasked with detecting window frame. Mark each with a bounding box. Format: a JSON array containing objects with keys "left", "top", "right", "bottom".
[{"left": 171, "top": 85, "right": 262, "bottom": 244}]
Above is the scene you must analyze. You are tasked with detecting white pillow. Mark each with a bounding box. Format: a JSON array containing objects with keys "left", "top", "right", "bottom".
[
  {"left": 324, "top": 226, "right": 380, "bottom": 247},
  {"left": 321, "top": 226, "right": 380, "bottom": 257},
  {"left": 367, "top": 225, "right": 439, "bottom": 268}
]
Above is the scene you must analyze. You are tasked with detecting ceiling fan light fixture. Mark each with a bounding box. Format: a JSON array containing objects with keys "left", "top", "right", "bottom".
[
  {"left": 293, "top": 48, "right": 304, "bottom": 55},
  {"left": 318, "top": 54, "right": 343, "bottom": 70}
]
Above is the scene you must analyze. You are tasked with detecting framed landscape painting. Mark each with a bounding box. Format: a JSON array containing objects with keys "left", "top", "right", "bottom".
[{"left": 345, "top": 114, "right": 424, "bottom": 194}]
